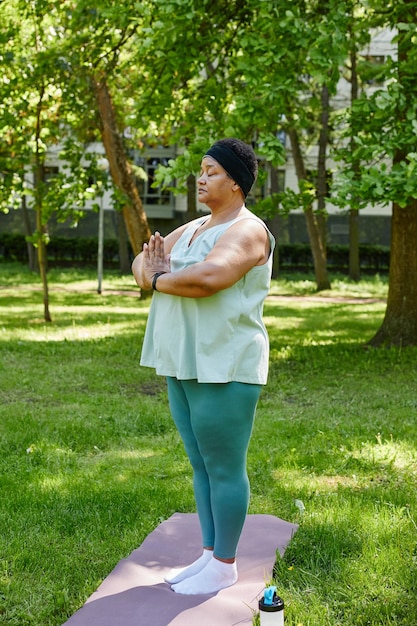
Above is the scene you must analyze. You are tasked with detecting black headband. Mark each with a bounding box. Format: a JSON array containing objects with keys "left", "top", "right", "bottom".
[{"left": 205, "top": 144, "right": 255, "bottom": 197}]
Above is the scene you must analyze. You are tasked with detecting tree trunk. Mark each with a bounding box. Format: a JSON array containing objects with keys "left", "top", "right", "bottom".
[
  {"left": 348, "top": 40, "right": 360, "bottom": 281},
  {"left": 117, "top": 210, "right": 131, "bottom": 274},
  {"left": 269, "top": 166, "right": 281, "bottom": 279},
  {"left": 92, "top": 74, "right": 151, "bottom": 256},
  {"left": 288, "top": 127, "right": 331, "bottom": 291},
  {"left": 34, "top": 84, "right": 51, "bottom": 322},
  {"left": 35, "top": 196, "right": 51, "bottom": 323},
  {"left": 368, "top": 200, "right": 417, "bottom": 346},
  {"left": 316, "top": 83, "right": 329, "bottom": 259},
  {"left": 349, "top": 208, "right": 360, "bottom": 281},
  {"left": 368, "top": 1, "right": 417, "bottom": 347},
  {"left": 21, "top": 193, "right": 37, "bottom": 272}
]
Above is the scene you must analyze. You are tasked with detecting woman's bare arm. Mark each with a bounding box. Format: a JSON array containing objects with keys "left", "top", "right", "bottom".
[{"left": 139, "top": 220, "right": 270, "bottom": 298}]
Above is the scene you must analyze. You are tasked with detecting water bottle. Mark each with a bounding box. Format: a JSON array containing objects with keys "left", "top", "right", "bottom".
[{"left": 258, "top": 586, "right": 284, "bottom": 626}]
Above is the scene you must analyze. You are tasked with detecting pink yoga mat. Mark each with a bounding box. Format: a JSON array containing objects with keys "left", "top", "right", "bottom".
[{"left": 63, "top": 513, "right": 297, "bottom": 626}]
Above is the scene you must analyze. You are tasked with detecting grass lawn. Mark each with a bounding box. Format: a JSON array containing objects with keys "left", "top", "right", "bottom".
[{"left": 1, "top": 264, "right": 416, "bottom": 625}]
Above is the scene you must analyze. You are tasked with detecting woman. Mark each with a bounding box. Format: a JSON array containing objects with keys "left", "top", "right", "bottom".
[{"left": 132, "top": 138, "right": 275, "bottom": 595}]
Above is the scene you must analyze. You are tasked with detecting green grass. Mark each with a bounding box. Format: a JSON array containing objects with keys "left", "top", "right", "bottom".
[{"left": 1, "top": 263, "right": 416, "bottom": 625}]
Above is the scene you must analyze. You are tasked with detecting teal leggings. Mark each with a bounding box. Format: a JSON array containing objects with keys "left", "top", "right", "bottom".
[{"left": 166, "top": 377, "right": 261, "bottom": 560}]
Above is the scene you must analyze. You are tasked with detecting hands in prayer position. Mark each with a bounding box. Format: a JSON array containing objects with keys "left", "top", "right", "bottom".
[{"left": 141, "top": 232, "right": 171, "bottom": 290}]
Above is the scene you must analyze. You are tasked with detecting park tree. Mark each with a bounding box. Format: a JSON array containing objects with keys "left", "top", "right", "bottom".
[
  {"left": 232, "top": 0, "right": 378, "bottom": 291},
  {"left": 338, "top": 4, "right": 374, "bottom": 281},
  {"left": 0, "top": 0, "right": 102, "bottom": 320},
  {"left": 52, "top": 0, "right": 152, "bottom": 256},
  {"left": 335, "top": 0, "right": 417, "bottom": 346}
]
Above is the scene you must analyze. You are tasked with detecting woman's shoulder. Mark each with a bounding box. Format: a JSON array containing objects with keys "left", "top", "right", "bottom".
[
  {"left": 228, "top": 210, "right": 271, "bottom": 237},
  {"left": 225, "top": 211, "right": 275, "bottom": 251}
]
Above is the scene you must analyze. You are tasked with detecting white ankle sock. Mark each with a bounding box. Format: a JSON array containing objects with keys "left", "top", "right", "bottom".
[
  {"left": 164, "top": 549, "right": 213, "bottom": 584},
  {"left": 171, "top": 558, "right": 238, "bottom": 595}
]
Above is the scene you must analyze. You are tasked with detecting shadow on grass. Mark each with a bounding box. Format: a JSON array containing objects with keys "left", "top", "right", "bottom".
[
  {"left": 268, "top": 479, "right": 417, "bottom": 625},
  {"left": 264, "top": 300, "right": 386, "bottom": 347}
]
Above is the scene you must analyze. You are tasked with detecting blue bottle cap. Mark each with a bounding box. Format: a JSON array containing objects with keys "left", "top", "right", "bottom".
[{"left": 258, "top": 587, "right": 284, "bottom": 613}]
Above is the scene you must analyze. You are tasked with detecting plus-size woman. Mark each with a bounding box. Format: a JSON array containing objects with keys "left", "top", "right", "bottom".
[{"left": 132, "top": 138, "right": 275, "bottom": 595}]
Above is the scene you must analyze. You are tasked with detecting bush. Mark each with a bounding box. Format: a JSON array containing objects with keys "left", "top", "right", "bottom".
[
  {"left": 0, "top": 233, "right": 389, "bottom": 272},
  {"left": 0, "top": 234, "right": 126, "bottom": 267},
  {"left": 0, "top": 233, "right": 28, "bottom": 262},
  {"left": 278, "top": 243, "right": 389, "bottom": 272}
]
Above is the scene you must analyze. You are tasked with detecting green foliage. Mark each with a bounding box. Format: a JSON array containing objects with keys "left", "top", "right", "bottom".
[
  {"left": 257, "top": 132, "right": 287, "bottom": 168},
  {"left": 152, "top": 139, "right": 212, "bottom": 193},
  {"left": 254, "top": 182, "right": 318, "bottom": 218},
  {"left": 1, "top": 0, "right": 416, "bottom": 321},
  {"left": 333, "top": 0, "right": 417, "bottom": 210},
  {"left": 0, "top": 0, "right": 108, "bottom": 227}
]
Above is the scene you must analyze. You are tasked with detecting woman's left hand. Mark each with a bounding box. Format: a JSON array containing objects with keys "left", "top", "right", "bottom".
[{"left": 142, "top": 231, "right": 171, "bottom": 289}]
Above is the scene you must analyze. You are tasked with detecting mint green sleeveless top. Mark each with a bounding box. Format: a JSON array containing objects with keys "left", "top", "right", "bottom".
[{"left": 140, "top": 215, "right": 275, "bottom": 384}]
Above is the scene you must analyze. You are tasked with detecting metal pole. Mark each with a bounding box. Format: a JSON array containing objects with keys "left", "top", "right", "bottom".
[{"left": 97, "top": 195, "right": 104, "bottom": 294}]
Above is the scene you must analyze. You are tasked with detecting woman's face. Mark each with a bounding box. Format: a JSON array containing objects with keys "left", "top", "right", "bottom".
[{"left": 197, "top": 156, "right": 237, "bottom": 207}]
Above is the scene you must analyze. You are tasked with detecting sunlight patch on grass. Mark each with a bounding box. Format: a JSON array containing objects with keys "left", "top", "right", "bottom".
[
  {"left": 28, "top": 443, "right": 183, "bottom": 502},
  {"left": 272, "top": 467, "right": 360, "bottom": 493},
  {"left": 1, "top": 304, "right": 147, "bottom": 316},
  {"left": 38, "top": 475, "right": 68, "bottom": 491},
  {"left": 114, "top": 449, "right": 156, "bottom": 460},
  {"left": 78, "top": 447, "right": 162, "bottom": 467},
  {"left": 269, "top": 273, "right": 388, "bottom": 299},
  {"left": 327, "top": 274, "right": 388, "bottom": 299},
  {"left": 301, "top": 334, "right": 347, "bottom": 346},
  {"left": 269, "top": 277, "right": 318, "bottom": 296},
  {"left": 270, "top": 345, "right": 297, "bottom": 360},
  {"left": 0, "top": 319, "right": 145, "bottom": 342},
  {"left": 353, "top": 435, "right": 417, "bottom": 472},
  {"left": 263, "top": 315, "right": 306, "bottom": 328}
]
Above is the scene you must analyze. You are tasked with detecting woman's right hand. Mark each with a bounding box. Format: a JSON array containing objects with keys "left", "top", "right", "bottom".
[{"left": 135, "top": 232, "right": 171, "bottom": 290}]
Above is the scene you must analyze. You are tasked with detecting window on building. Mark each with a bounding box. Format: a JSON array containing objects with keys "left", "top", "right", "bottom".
[
  {"left": 43, "top": 166, "right": 59, "bottom": 183},
  {"left": 133, "top": 150, "right": 175, "bottom": 218}
]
